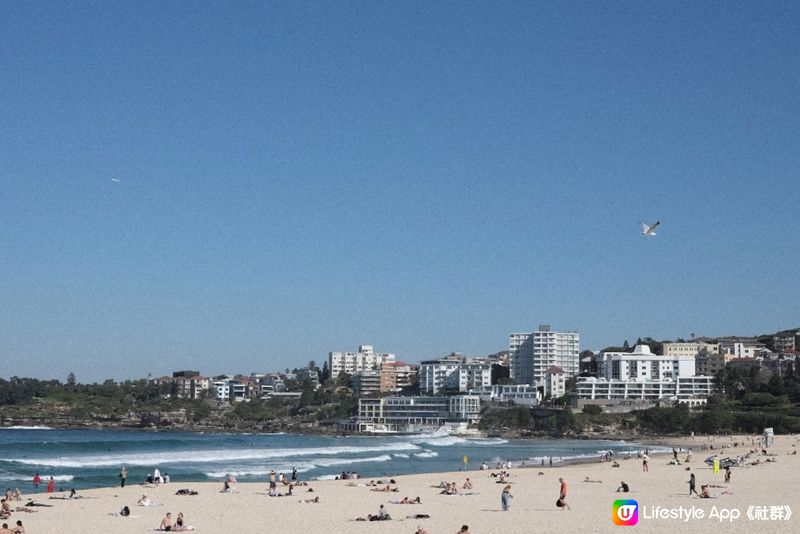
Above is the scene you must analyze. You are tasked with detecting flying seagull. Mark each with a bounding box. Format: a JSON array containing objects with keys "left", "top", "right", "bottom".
[
  {"left": 640, "top": 221, "right": 660, "bottom": 236},
  {"left": 111, "top": 178, "right": 121, "bottom": 182}
]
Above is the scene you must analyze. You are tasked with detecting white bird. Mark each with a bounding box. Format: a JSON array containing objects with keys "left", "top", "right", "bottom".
[
  {"left": 111, "top": 178, "right": 121, "bottom": 182},
  {"left": 640, "top": 221, "right": 660, "bottom": 236}
]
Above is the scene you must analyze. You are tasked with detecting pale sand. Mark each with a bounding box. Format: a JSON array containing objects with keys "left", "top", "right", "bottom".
[{"left": 6, "top": 435, "right": 799, "bottom": 534}]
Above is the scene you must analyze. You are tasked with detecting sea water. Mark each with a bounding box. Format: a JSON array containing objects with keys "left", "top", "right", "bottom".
[{"left": 0, "top": 427, "right": 666, "bottom": 490}]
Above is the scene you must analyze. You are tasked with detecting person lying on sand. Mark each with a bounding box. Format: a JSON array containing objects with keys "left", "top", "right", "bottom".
[{"left": 583, "top": 477, "right": 602, "bottom": 483}]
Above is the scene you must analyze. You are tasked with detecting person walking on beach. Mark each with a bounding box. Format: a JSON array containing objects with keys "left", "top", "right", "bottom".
[
  {"left": 119, "top": 466, "right": 127, "bottom": 488},
  {"left": 642, "top": 454, "right": 649, "bottom": 472},
  {"left": 557, "top": 477, "right": 570, "bottom": 510},
  {"left": 31, "top": 474, "right": 41, "bottom": 494},
  {"left": 688, "top": 473, "right": 698, "bottom": 496},
  {"left": 724, "top": 466, "right": 731, "bottom": 484},
  {"left": 501, "top": 484, "right": 512, "bottom": 511},
  {"left": 46, "top": 477, "right": 55, "bottom": 493}
]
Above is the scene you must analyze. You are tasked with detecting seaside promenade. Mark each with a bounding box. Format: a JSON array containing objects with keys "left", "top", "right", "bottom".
[{"left": 6, "top": 434, "right": 798, "bottom": 534}]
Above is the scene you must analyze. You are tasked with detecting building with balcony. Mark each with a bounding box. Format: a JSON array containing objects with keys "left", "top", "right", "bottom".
[
  {"left": 509, "top": 325, "right": 579, "bottom": 386},
  {"left": 329, "top": 345, "right": 395, "bottom": 377},
  {"left": 418, "top": 353, "right": 491, "bottom": 394}
]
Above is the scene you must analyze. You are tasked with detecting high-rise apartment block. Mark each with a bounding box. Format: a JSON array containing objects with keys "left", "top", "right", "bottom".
[
  {"left": 329, "top": 345, "right": 395, "bottom": 377},
  {"left": 509, "top": 325, "right": 580, "bottom": 386}
]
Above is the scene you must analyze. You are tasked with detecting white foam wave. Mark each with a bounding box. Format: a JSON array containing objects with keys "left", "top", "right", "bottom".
[
  {"left": 392, "top": 453, "right": 409, "bottom": 458},
  {"left": 2, "top": 426, "right": 54, "bottom": 430},
  {"left": 412, "top": 436, "right": 467, "bottom": 447},
  {"left": 469, "top": 438, "right": 509, "bottom": 446},
  {"left": 414, "top": 451, "right": 438, "bottom": 458},
  {"left": 314, "top": 474, "right": 338, "bottom": 480},
  {"left": 7, "top": 443, "right": 419, "bottom": 469}
]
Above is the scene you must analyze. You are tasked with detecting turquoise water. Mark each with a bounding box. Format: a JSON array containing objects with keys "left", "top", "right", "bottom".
[{"left": 0, "top": 427, "right": 666, "bottom": 490}]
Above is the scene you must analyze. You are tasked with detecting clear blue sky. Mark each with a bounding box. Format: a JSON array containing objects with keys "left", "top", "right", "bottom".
[{"left": 1, "top": 1, "right": 798, "bottom": 382}]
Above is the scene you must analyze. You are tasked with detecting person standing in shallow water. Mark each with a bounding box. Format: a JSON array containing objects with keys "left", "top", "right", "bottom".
[
  {"left": 46, "top": 477, "right": 55, "bottom": 493},
  {"left": 32, "top": 473, "right": 41, "bottom": 494},
  {"left": 119, "top": 466, "right": 127, "bottom": 488}
]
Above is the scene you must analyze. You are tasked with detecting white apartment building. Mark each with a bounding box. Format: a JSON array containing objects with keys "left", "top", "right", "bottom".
[
  {"left": 418, "top": 354, "right": 491, "bottom": 394},
  {"left": 576, "top": 345, "right": 713, "bottom": 403},
  {"left": 213, "top": 379, "right": 230, "bottom": 401},
  {"left": 348, "top": 395, "right": 481, "bottom": 432},
  {"left": 543, "top": 366, "right": 566, "bottom": 399},
  {"left": 509, "top": 325, "right": 580, "bottom": 386},
  {"left": 329, "top": 345, "right": 395, "bottom": 376},
  {"left": 719, "top": 342, "right": 766, "bottom": 359}
]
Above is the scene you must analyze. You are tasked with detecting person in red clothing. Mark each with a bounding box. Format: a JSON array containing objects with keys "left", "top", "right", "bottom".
[
  {"left": 46, "top": 477, "right": 55, "bottom": 493},
  {"left": 32, "top": 473, "right": 41, "bottom": 494},
  {"left": 557, "top": 477, "right": 570, "bottom": 510}
]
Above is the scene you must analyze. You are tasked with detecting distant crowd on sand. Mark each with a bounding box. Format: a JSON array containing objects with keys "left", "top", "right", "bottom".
[{"left": 14, "top": 433, "right": 793, "bottom": 533}]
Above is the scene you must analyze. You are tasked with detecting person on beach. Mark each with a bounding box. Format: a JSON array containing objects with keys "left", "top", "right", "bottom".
[
  {"left": 724, "top": 466, "right": 731, "bottom": 483},
  {"left": 642, "top": 454, "right": 649, "bottom": 472},
  {"left": 31, "top": 475, "right": 40, "bottom": 494},
  {"left": 172, "top": 512, "right": 194, "bottom": 531},
  {"left": 0, "top": 524, "right": 15, "bottom": 534},
  {"left": 46, "top": 478, "right": 54, "bottom": 494},
  {"left": 153, "top": 467, "right": 162, "bottom": 486},
  {"left": 119, "top": 466, "right": 127, "bottom": 488},
  {"left": 501, "top": 484, "right": 513, "bottom": 511},
  {"left": 557, "top": 478, "right": 570, "bottom": 510},
  {"left": 12, "top": 520, "right": 24, "bottom": 534},
  {"left": 159, "top": 512, "right": 173, "bottom": 531},
  {"left": 456, "top": 525, "right": 471, "bottom": 534},
  {"left": 616, "top": 481, "right": 629, "bottom": 493},
  {"left": 688, "top": 473, "right": 698, "bottom": 496},
  {"left": 269, "top": 470, "right": 277, "bottom": 493},
  {"left": 462, "top": 478, "right": 472, "bottom": 490}
]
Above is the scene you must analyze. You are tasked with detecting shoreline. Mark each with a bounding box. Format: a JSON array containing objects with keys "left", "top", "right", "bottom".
[{"left": 6, "top": 433, "right": 797, "bottom": 534}]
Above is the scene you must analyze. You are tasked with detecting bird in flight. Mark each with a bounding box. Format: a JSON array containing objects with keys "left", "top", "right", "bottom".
[
  {"left": 640, "top": 221, "right": 660, "bottom": 236},
  {"left": 111, "top": 178, "right": 121, "bottom": 182}
]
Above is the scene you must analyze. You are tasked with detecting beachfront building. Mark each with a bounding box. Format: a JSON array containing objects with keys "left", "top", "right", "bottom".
[
  {"left": 509, "top": 326, "right": 580, "bottom": 386},
  {"left": 352, "top": 370, "right": 381, "bottom": 396},
  {"left": 329, "top": 345, "right": 396, "bottom": 377},
  {"left": 379, "top": 361, "right": 417, "bottom": 393},
  {"left": 418, "top": 353, "right": 491, "bottom": 394},
  {"left": 344, "top": 395, "right": 481, "bottom": 433},
  {"left": 470, "top": 384, "right": 539, "bottom": 406},
  {"left": 171, "top": 371, "right": 210, "bottom": 399},
  {"left": 575, "top": 344, "right": 713, "bottom": 405},
  {"left": 717, "top": 339, "right": 767, "bottom": 359},
  {"left": 542, "top": 366, "right": 566, "bottom": 399},
  {"left": 213, "top": 379, "right": 231, "bottom": 401}
]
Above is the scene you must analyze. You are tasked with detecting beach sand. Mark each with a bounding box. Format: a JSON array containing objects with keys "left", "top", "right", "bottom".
[{"left": 7, "top": 434, "right": 799, "bottom": 534}]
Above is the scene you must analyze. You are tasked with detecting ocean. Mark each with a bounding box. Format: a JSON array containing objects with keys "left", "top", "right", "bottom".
[{"left": 0, "top": 427, "right": 667, "bottom": 490}]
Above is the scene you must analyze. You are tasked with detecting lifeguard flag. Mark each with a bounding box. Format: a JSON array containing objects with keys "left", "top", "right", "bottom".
[{"left": 713, "top": 457, "right": 720, "bottom": 474}]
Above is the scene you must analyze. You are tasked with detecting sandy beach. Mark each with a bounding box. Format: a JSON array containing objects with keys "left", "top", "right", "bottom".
[{"left": 6, "top": 434, "right": 799, "bottom": 534}]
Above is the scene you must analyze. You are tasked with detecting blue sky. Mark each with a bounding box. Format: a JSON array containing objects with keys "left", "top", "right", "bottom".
[{"left": 1, "top": 1, "right": 798, "bottom": 382}]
